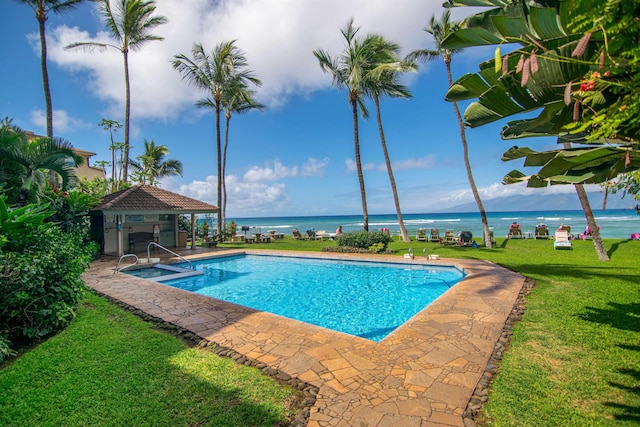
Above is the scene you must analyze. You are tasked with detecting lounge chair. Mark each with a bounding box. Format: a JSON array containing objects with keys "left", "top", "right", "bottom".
[
  {"left": 483, "top": 230, "right": 495, "bottom": 246},
  {"left": 534, "top": 224, "right": 549, "bottom": 239},
  {"left": 416, "top": 228, "right": 427, "bottom": 241},
  {"left": 307, "top": 229, "right": 322, "bottom": 240},
  {"left": 554, "top": 230, "right": 572, "bottom": 250},
  {"left": 457, "top": 231, "right": 473, "bottom": 246},
  {"left": 429, "top": 228, "right": 440, "bottom": 243},
  {"left": 292, "top": 229, "right": 306, "bottom": 240},
  {"left": 442, "top": 229, "right": 456, "bottom": 245},
  {"left": 508, "top": 226, "right": 523, "bottom": 239},
  {"left": 316, "top": 230, "right": 327, "bottom": 239}
]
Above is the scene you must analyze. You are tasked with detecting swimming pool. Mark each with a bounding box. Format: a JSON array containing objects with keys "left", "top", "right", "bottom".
[
  {"left": 163, "top": 255, "right": 465, "bottom": 342},
  {"left": 122, "top": 264, "right": 203, "bottom": 281}
]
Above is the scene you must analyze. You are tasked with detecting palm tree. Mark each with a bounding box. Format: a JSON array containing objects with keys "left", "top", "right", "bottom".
[
  {"left": 364, "top": 44, "right": 416, "bottom": 242},
  {"left": 172, "top": 41, "right": 261, "bottom": 236},
  {"left": 408, "top": 11, "right": 493, "bottom": 248},
  {"left": 66, "top": 0, "right": 167, "bottom": 182},
  {"left": 128, "top": 139, "right": 182, "bottom": 186},
  {"left": 17, "top": 0, "right": 85, "bottom": 138},
  {"left": 314, "top": 19, "right": 397, "bottom": 231},
  {"left": 0, "top": 119, "right": 81, "bottom": 205},
  {"left": 221, "top": 81, "right": 264, "bottom": 227},
  {"left": 98, "top": 118, "right": 122, "bottom": 190}
]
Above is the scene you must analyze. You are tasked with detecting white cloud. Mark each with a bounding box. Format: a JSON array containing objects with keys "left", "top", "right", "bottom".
[
  {"left": 30, "top": 109, "right": 89, "bottom": 134},
  {"left": 378, "top": 155, "right": 436, "bottom": 171},
  {"left": 44, "top": 0, "right": 444, "bottom": 121},
  {"left": 169, "top": 173, "right": 288, "bottom": 216},
  {"left": 243, "top": 160, "right": 298, "bottom": 182},
  {"left": 345, "top": 158, "right": 375, "bottom": 173},
  {"left": 300, "top": 157, "right": 329, "bottom": 176}
]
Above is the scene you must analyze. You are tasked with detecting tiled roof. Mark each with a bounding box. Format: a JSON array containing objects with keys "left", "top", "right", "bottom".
[{"left": 91, "top": 184, "right": 218, "bottom": 214}]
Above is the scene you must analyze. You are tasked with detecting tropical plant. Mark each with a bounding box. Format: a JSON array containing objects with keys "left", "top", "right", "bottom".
[
  {"left": 221, "top": 81, "right": 264, "bottom": 228},
  {"left": 314, "top": 19, "right": 411, "bottom": 232},
  {"left": 128, "top": 139, "right": 183, "bottom": 185},
  {"left": 172, "top": 41, "right": 261, "bottom": 236},
  {"left": 0, "top": 119, "right": 82, "bottom": 205},
  {"left": 0, "top": 195, "right": 95, "bottom": 351},
  {"left": 16, "top": 0, "right": 85, "bottom": 138},
  {"left": 440, "top": 0, "right": 640, "bottom": 260},
  {"left": 364, "top": 40, "right": 416, "bottom": 242},
  {"left": 335, "top": 230, "right": 393, "bottom": 251},
  {"left": 407, "top": 10, "right": 493, "bottom": 248},
  {"left": 66, "top": 0, "right": 167, "bottom": 181}
]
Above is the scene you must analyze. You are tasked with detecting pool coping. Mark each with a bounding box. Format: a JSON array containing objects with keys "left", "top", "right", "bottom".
[{"left": 83, "top": 249, "right": 526, "bottom": 427}]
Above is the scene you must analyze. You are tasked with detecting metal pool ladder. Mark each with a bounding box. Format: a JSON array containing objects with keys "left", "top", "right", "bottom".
[
  {"left": 147, "top": 242, "right": 194, "bottom": 270},
  {"left": 114, "top": 253, "right": 138, "bottom": 274}
]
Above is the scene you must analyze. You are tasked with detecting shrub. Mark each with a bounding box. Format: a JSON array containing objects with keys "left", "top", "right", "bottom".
[
  {"left": 0, "top": 196, "right": 95, "bottom": 352},
  {"left": 335, "top": 231, "right": 393, "bottom": 251}
]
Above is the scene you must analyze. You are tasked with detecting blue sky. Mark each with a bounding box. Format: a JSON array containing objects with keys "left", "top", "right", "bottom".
[{"left": 1, "top": 0, "right": 618, "bottom": 217}]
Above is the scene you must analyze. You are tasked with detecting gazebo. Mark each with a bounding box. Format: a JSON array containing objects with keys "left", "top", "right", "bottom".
[{"left": 89, "top": 184, "right": 219, "bottom": 256}]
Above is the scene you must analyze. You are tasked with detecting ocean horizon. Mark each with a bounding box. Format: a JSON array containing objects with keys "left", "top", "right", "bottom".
[{"left": 209, "top": 209, "right": 640, "bottom": 240}]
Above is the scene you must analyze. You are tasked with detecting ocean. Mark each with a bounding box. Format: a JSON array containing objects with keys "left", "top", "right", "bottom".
[{"left": 218, "top": 209, "right": 640, "bottom": 240}]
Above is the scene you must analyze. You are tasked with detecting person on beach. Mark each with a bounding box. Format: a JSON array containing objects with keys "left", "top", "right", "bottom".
[{"left": 335, "top": 226, "right": 343, "bottom": 237}]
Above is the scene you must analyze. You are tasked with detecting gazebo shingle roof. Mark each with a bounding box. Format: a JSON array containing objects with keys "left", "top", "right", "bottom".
[{"left": 91, "top": 184, "right": 218, "bottom": 214}]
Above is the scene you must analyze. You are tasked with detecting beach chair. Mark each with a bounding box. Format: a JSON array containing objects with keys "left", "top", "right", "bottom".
[
  {"left": 508, "top": 226, "right": 523, "bottom": 239},
  {"left": 457, "top": 231, "right": 473, "bottom": 247},
  {"left": 429, "top": 228, "right": 440, "bottom": 243},
  {"left": 442, "top": 229, "right": 456, "bottom": 245},
  {"left": 554, "top": 230, "right": 572, "bottom": 250},
  {"left": 534, "top": 224, "right": 549, "bottom": 239},
  {"left": 416, "top": 228, "right": 427, "bottom": 241},
  {"left": 307, "top": 229, "right": 322, "bottom": 240},
  {"left": 483, "top": 230, "right": 495, "bottom": 246}
]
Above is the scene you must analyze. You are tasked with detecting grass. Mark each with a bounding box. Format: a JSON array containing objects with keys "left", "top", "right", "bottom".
[
  {"left": 221, "top": 235, "right": 640, "bottom": 425},
  {"left": 2, "top": 235, "right": 639, "bottom": 426},
  {"left": 0, "top": 292, "right": 301, "bottom": 427}
]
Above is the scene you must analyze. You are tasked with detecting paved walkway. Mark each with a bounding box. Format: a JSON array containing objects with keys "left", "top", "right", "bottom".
[{"left": 83, "top": 249, "right": 525, "bottom": 427}]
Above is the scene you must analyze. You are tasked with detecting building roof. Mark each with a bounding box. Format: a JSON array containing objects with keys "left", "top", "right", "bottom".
[{"left": 91, "top": 184, "right": 219, "bottom": 215}]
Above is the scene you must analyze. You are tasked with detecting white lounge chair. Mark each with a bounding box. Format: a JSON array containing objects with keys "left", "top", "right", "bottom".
[{"left": 554, "top": 230, "right": 572, "bottom": 250}]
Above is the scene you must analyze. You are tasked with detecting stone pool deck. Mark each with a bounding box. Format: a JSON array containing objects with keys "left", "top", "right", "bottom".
[{"left": 83, "top": 249, "right": 526, "bottom": 427}]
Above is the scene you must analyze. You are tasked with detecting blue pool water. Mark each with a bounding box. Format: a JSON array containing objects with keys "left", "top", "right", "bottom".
[{"left": 165, "top": 255, "right": 465, "bottom": 342}]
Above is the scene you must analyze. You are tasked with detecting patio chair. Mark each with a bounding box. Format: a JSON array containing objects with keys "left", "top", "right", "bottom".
[
  {"left": 554, "top": 230, "right": 572, "bottom": 250},
  {"left": 416, "top": 228, "right": 427, "bottom": 241},
  {"left": 457, "top": 231, "right": 473, "bottom": 247},
  {"left": 508, "top": 226, "right": 523, "bottom": 239},
  {"left": 442, "top": 229, "right": 456, "bottom": 245},
  {"left": 429, "top": 228, "right": 440, "bottom": 243},
  {"left": 534, "top": 224, "right": 549, "bottom": 239},
  {"left": 483, "top": 230, "right": 496, "bottom": 246},
  {"left": 292, "top": 229, "right": 306, "bottom": 240}
]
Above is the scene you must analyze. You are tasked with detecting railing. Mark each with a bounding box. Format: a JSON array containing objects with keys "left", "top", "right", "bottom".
[
  {"left": 114, "top": 253, "right": 138, "bottom": 274},
  {"left": 147, "top": 242, "right": 194, "bottom": 270}
]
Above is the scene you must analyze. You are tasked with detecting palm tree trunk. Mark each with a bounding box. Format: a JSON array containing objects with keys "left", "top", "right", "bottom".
[
  {"left": 559, "top": 140, "right": 609, "bottom": 260},
  {"left": 446, "top": 60, "right": 492, "bottom": 248},
  {"left": 38, "top": 17, "right": 53, "bottom": 139},
  {"left": 374, "top": 96, "right": 409, "bottom": 242},
  {"left": 122, "top": 50, "right": 131, "bottom": 182},
  {"left": 222, "top": 114, "right": 231, "bottom": 230},
  {"left": 215, "top": 103, "right": 223, "bottom": 237},
  {"left": 574, "top": 184, "right": 609, "bottom": 260},
  {"left": 351, "top": 99, "right": 368, "bottom": 231}
]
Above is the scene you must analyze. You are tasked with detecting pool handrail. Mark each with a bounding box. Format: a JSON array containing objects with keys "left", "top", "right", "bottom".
[
  {"left": 114, "top": 253, "right": 138, "bottom": 274},
  {"left": 147, "top": 242, "right": 194, "bottom": 270}
]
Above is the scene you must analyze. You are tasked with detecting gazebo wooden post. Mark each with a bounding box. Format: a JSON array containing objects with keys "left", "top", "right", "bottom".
[{"left": 191, "top": 213, "right": 196, "bottom": 250}]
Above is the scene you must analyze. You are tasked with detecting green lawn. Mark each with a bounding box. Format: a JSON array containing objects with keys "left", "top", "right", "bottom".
[
  {"left": 2, "top": 236, "right": 639, "bottom": 426},
  {"left": 0, "top": 292, "right": 302, "bottom": 427}
]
